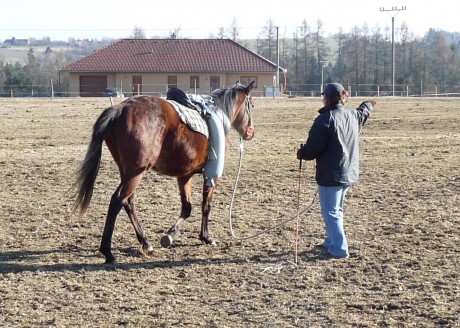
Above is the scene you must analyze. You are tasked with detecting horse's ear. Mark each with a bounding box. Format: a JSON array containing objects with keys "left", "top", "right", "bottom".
[{"left": 246, "top": 81, "right": 255, "bottom": 93}]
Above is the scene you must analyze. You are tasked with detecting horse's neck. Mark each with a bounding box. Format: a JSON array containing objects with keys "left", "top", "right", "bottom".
[{"left": 208, "top": 103, "right": 231, "bottom": 135}]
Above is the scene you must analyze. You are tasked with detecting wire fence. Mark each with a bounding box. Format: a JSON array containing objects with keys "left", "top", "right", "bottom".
[
  {"left": 285, "top": 83, "right": 460, "bottom": 98},
  {"left": 2, "top": 83, "right": 460, "bottom": 98}
]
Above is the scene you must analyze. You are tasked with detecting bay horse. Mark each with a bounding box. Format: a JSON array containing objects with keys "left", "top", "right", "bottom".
[{"left": 74, "top": 81, "right": 255, "bottom": 264}]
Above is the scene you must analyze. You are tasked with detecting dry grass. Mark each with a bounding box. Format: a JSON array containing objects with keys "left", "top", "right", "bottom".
[{"left": 0, "top": 96, "right": 459, "bottom": 327}]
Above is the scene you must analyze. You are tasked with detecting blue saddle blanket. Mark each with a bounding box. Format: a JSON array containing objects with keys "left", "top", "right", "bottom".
[{"left": 167, "top": 100, "right": 209, "bottom": 138}]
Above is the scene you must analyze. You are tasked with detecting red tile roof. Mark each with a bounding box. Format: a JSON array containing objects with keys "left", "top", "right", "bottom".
[{"left": 61, "top": 39, "right": 277, "bottom": 73}]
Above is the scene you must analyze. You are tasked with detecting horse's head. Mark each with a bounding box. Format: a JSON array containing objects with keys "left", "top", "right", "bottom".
[{"left": 212, "top": 81, "right": 255, "bottom": 140}]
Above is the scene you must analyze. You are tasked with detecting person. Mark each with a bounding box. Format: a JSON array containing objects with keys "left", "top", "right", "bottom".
[{"left": 297, "top": 83, "right": 375, "bottom": 259}]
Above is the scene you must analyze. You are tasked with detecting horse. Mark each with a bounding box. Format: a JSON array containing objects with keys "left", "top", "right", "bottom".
[{"left": 74, "top": 81, "right": 255, "bottom": 264}]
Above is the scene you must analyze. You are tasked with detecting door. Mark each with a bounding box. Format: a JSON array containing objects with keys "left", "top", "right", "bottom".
[
  {"left": 210, "top": 76, "right": 220, "bottom": 91},
  {"left": 79, "top": 75, "right": 107, "bottom": 97},
  {"left": 132, "top": 76, "right": 142, "bottom": 95},
  {"left": 167, "top": 76, "right": 177, "bottom": 89}
]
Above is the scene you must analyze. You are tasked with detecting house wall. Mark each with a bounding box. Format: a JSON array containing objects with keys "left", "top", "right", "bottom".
[{"left": 69, "top": 72, "right": 276, "bottom": 97}]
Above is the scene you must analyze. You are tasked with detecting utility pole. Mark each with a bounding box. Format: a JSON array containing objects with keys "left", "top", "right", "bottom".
[
  {"left": 275, "top": 26, "right": 280, "bottom": 94},
  {"left": 379, "top": 6, "right": 406, "bottom": 96},
  {"left": 320, "top": 60, "right": 326, "bottom": 94}
]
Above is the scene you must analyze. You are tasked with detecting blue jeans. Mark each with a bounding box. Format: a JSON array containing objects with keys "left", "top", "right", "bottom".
[{"left": 318, "top": 185, "right": 350, "bottom": 257}]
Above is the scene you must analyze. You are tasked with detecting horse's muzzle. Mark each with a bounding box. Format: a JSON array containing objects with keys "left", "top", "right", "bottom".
[{"left": 243, "top": 126, "right": 254, "bottom": 140}]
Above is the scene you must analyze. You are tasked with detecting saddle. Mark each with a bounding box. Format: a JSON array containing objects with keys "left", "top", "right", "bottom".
[
  {"left": 166, "top": 87, "right": 227, "bottom": 186},
  {"left": 166, "top": 87, "right": 201, "bottom": 111}
]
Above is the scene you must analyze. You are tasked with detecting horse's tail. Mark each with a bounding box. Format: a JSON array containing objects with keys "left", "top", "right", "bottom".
[{"left": 73, "top": 106, "right": 122, "bottom": 215}]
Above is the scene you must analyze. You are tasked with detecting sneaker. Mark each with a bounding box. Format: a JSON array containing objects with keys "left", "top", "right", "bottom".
[{"left": 318, "top": 251, "right": 349, "bottom": 260}]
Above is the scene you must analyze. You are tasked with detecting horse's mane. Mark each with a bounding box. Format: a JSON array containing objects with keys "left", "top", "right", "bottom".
[{"left": 211, "top": 83, "right": 246, "bottom": 119}]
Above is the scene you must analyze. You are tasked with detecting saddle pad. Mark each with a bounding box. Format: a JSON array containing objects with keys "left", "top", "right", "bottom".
[{"left": 167, "top": 100, "right": 209, "bottom": 138}]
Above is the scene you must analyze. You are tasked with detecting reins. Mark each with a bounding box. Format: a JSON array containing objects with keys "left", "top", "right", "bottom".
[{"left": 228, "top": 138, "right": 318, "bottom": 241}]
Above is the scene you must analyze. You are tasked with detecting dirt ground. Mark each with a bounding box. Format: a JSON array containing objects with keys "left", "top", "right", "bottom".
[{"left": 0, "top": 96, "right": 458, "bottom": 327}]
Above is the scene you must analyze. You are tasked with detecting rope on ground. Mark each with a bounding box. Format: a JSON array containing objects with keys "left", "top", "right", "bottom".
[{"left": 227, "top": 137, "right": 318, "bottom": 241}]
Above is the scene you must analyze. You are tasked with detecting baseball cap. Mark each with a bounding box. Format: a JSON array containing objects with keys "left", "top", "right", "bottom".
[{"left": 321, "top": 83, "right": 346, "bottom": 96}]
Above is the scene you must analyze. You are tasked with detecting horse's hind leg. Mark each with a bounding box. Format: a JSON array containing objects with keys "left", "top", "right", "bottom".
[
  {"left": 100, "top": 184, "right": 124, "bottom": 264},
  {"left": 124, "top": 193, "right": 153, "bottom": 253},
  {"left": 100, "top": 173, "right": 145, "bottom": 264},
  {"left": 160, "top": 175, "right": 193, "bottom": 247},
  {"left": 199, "top": 179, "right": 217, "bottom": 246}
]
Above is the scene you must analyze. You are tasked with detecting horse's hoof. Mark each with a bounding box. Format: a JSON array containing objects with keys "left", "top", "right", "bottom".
[
  {"left": 100, "top": 248, "right": 118, "bottom": 265},
  {"left": 160, "top": 234, "right": 173, "bottom": 248},
  {"left": 143, "top": 243, "right": 154, "bottom": 253},
  {"left": 104, "top": 258, "right": 119, "bottom": 266},
  {"left": 200, "top": 237, "right": 217, "bottom": 246}
]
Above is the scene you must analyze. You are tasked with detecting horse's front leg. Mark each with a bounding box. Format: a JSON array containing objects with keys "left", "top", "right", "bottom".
[
  {"left": 160, "top": 175, "right": 193, "bottom": 248},
  {"left": 199, "top": 178, "right": 217, "bottom": 246}
]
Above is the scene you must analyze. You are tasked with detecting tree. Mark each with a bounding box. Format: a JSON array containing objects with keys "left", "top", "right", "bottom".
[
  {"left": 227, "top": 17, "right": 240, "bottom": 41},
  {"left": 313, "top": 20, "right": 329, "bottom": 84},
  {"left": 130, "top": 26, "right": 146, "bottom": 39},
  {"left": 298, "top": 20, "right": 313, "bottom": 86},
  {"left": 4, "top": 62, "right": 30, "bottom": 95},
  {"left": 257, "top": 18, "right": 277, "bottom": 63},
  {"left": 24, "top": 47, "right": 40, "bottom": 93},
  {"left": 216, "top": 27, "right": 227, "bottom": 39},
  {"left": 334, "top": 28, "right": 346, "bottom": 82}
]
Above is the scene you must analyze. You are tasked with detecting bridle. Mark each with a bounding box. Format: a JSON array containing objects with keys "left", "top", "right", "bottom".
[{"left": 244, "top": 95, "right": 253, "bottom": 129}]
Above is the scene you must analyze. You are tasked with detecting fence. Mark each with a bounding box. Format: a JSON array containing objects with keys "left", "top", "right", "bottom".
[
  {"left": 285, "top": 83, "right": 460, "bottom": 98},
  {"left": 2, "top": 83, "right": 460, "bottom": 98}
]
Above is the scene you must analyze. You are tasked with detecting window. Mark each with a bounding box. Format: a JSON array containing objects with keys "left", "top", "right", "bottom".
[
  {"left": 240, "top": 76, "right": 258, "bottom": 88},
  {"left": 168, "top": 76, "right": 177, "bottom": 89},
  {"left": 190, "top": 76, "right": 200, "bottom": 88}
]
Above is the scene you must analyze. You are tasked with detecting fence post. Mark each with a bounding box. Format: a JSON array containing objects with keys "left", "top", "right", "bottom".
[{"left": 420, "top": 79, "right": 423, "bottom": 98}]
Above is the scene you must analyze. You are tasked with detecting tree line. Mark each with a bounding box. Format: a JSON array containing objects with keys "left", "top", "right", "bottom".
[
  {"left": 1, "top": 21, "right": 460, "bottom": 97},
  {"left": 254, "top": 19, "right": 460, "bottom": 96},
  {"left": 0, "top": 39, "right": 114, "bottom": 97}
]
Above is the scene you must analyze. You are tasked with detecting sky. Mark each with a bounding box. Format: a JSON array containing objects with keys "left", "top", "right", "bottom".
[{"left": 2, "top": 0, "right": 459, "bottom": 42}]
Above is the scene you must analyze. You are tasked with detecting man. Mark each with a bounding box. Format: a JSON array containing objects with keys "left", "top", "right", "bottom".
[{"left": 297, "top": 83, "right": 375, "bottom": 259}]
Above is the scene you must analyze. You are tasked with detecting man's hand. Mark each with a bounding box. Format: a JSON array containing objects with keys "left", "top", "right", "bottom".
[{"left": 297, "top": 148, "right": 302, "bottom": 160}]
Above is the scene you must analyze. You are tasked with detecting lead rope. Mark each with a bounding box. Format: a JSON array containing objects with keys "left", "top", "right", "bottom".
[{"left": 228, "top": 138, "right": 318, "bottom": 243}]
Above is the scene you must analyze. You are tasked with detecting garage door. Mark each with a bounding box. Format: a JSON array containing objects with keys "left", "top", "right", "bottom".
[{"left": 79, "top": 75, "right": 107, "bottom": 97}]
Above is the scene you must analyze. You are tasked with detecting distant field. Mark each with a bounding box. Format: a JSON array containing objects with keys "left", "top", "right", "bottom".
[
  {"left": 0, "top": 46, "right": 72, "bottom": 64},
  {"left": 0, "top": 46, "right": 29, "bottom": 64}
]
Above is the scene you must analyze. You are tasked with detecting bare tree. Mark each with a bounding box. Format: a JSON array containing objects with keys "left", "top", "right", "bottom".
[
  {"left": 217, "top": 27, "right": 227, "bottom": 39},
  {"left": 334, "top": 28, "right": 346, "bottom": 82},
  {"left": 298, "top": 19, "right": 312, "bottom": 85},
  {"left": 314, "top": 20, "right": 329, "bottom": 83},
  {"left": 257, "top": 18, "right": 277, "bottom": 62},
  {"left": 130, "top": 26, "right": 146, "bottom": 39},
  {"left": 227, "top": 17, "right": 240, "bottom": 41}
]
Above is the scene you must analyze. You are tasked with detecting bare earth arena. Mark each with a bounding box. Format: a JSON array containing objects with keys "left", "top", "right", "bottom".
[{"left": 0, "top": 96, "right": 458, "bottom": 327}]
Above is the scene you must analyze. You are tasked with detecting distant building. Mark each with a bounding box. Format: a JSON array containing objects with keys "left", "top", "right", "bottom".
[
  {"left": 60, "top": 38, "right": 283, "bottom": 97},
  {"left": 1, "top": 38, "right": 29, "bottom": 47}
]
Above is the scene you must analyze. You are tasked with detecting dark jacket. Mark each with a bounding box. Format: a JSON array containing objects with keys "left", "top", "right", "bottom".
[{"left": 298, "top": 101, "right": 373, "bottom": 186}]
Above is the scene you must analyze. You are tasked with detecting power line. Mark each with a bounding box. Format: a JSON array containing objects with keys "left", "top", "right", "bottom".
[{"left": 379, "top": 6, "right": 407, "bottom": 96}]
